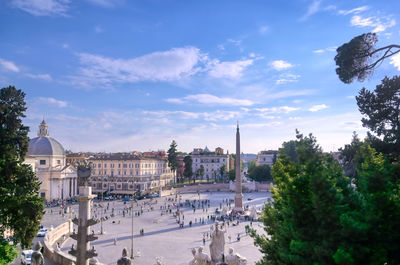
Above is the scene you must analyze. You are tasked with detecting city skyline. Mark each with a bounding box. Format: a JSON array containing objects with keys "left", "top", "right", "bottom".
[{"left": 1, "top": 0, "right": 400, "bottom": 153}]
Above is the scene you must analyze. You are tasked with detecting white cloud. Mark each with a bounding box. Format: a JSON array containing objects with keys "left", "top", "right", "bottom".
[
  {"left": 166, "top": 94, "right": 254, "bottom": 106},
  {"left": 208, "top": 59, "right": 253, "bottom": 79},
  {"left": 62, "top": 43, "right": 69, "bottom": 49},
  {"left": 75, "top": 47, "right": 204, "bottom": 85},
  {"left": 300, "top": 0, "right": 321, "bottom": 21},
  {"left": 313, "top": 46, "right": 337, "bottom": 54},
  {"left": 142, "top": 109, "right": 239, "bottom": 122},
  {"left": 26, "top": 73, "right": 52, "bottom": 81},
  {"left": 309, "top": 104, "right": 328, "bottom": 112},
  {"left": 338, "top": 6, "right": 369, "bottom": 15},
  {"left": 276, "top": 73, "right": 301, "bottom": 85},
  {"left": 38, "top": 97, "right": 68, "bottom": 108},
  {"left": 350, "top": 15, "right": 396, "bottom": 33},
  {"left": 255, "top": 106, "right": 299, "bottom": 114},
  {"left": 270, "top": 60, "right": 294, "bottom": 71},
  {"left": 0, "top": 58, "right": 19, "bottom": 72},
  {"left": 389, "top": 52, "right": 400, "bottom": 70},
  {"left": 11, "top": 0, "right": 70, "bottom": 17}
]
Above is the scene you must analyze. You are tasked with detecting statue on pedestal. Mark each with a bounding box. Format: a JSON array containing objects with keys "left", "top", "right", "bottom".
[
  {"left": 77, "top": 161, "right": 92, "bottom": 186},
  {"left": 195, "top": 247, "right": 211, "bottom": 265},
  {"left": 225, "top": 248, "right": 247, "bottom": 265},
  {"left": 209, "top": 223, "right": 226, "bottom": 263},
  {"left": 31, "top": 242, "right": 44, "bottom": 265},
  {"left": 117, "top": 248, "right": 132, "bottom": 265}
]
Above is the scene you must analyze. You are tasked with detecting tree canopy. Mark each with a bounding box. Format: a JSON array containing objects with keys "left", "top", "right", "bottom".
[
  {"left": 335, "top": 32, "right": 400, "bottom": 84},
  {"left": 247, "top": 164, "right": 272, "bottom": 182},
  {"left": 183, "top": 155, "right": 193, "bottom": 182},
  {"left": 250, "top": 131, "right": 400, "bottom": 264},
  {"left": 357, "top": 76, "right": 400, "bottom": 160},
  {"left": 167, "top": 140, "right": 178, "bottom": 174},
  {"left": 0, "top": 86, "right": 44, "bottom": 257}
]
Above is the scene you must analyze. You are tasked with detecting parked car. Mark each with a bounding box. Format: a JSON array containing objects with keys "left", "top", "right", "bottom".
[
  {"left": 122, "top": 197, "right": 130, "bottom": 201},
  {"left": 21, "top": 250, "right": 33, "bottom": 265},
  {"left": 37, "top": 229, "right": 48, "bottom": 237}
]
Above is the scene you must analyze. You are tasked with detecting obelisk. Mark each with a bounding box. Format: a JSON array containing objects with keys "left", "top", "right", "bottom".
[{"left": 234, "top": 122, "right": 243, "bottom": 212}]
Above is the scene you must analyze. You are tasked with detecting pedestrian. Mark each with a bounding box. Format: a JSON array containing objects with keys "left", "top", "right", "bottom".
[
  {"left": 114, "top": 237, "right": 117, "bottom": 245},
  {"left": 228, "top": 235, "right": 231, "bottom": 243},
  {"left": 203, "top": 237, "right": 205, "bottom": 245}
]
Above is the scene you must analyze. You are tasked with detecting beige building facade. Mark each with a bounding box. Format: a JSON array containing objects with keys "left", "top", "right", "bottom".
[{"left": 89, "top": 153, "right": 174, "bottom": 195}]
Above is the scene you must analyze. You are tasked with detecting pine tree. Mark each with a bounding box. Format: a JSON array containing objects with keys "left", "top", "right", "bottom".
[{"left": 0, "top": 86, "right": 44, "bottom": 260}]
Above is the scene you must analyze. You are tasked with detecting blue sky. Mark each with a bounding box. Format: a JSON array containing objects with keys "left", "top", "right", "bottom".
[{"left": 1, "top": 0, "right": 400, "bottom": 153}]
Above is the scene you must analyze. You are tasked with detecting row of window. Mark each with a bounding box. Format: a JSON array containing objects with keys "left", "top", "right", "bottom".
[
  {"left": 195, "top": 158, "right": 226, "bottom": 163},
  {"left": 92, "top": 162, "right": 166, "bottom": 169},
  {"left": 93, "top": 169, "right": 169, "bottom": 176},
  {"left": 39, "top": 159, "right": 61, "bottom": 165}
]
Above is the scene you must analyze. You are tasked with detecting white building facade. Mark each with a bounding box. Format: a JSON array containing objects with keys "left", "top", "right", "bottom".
[
  {"left": 256, "top": 150, "right": 278, "bottom": 167},
  {"left": 25, "top": 120, "right": 78, "bottom": 202},
  {"left": 191, "top": 147, "right": 230, "bottom": 180}
]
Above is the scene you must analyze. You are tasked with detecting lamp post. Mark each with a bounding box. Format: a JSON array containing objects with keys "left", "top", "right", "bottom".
[{"left": 131, "top": 176, "right": 134, "bottom": 259}]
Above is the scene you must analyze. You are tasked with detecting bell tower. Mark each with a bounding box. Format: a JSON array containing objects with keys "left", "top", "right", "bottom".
[{"left": 38, "top": 119, "right": 49, "bottom": 137}]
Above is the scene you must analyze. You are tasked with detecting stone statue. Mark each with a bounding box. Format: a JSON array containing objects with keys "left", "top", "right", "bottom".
[
  {"left": 225, "top": 248, "right": 247, "bottom": 265},
  {"left": 77, "top": 161, "right": 92, "bottom": 186},
  {"left": 195, "top": 247, "right": 211, "bottom": 265},
  {"left": 189, "top": 248, "right": 197, "bottom": 265},
  {"left": 209, "top": 223, "right": 226, "bottom": 262},
  {"left": 117, "top": 248, "right": 132, "bottom": 265},
  {"left": 31, "top": 242, "right": 44, "bottom": 265}
]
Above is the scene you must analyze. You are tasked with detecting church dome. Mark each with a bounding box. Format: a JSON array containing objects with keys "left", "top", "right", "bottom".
[
  {"left": 27, "top": 137, "right": 65, "bottom": 156},
  {"left": 27, "top": 119, "right": 65, "bottom": 156}
]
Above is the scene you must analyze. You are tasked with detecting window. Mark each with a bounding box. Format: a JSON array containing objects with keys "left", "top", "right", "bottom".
[
  {"left": 57, "top": 160, "right": 61, "bottom": 165},
  {"left": 118, "top": 164, "right": 121, "bottom": 168},
  {"left": 98, "top": 163, "right": 101, "bottom": 168},
  {"left": 104, "top": 164, "right": 107, "bottom": 168},
  {"left": 40, "top": 160, "right": 46, "bottom": 165},
  {"left": 123, "top": 164, "right": 127, "bottom": 168}
]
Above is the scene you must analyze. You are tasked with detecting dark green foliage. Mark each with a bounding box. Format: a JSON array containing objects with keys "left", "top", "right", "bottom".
[
  {"left": 227, "top": 169, "right": 235, "bottom": 181},
  {"left": 167, "top": 140, "right": 178, "bottom": 173},
  {"left": 199, "top": 165, "right": 204, "bottom": 178},
  {"left": 250, "top": 131, "right": 367, "bottom": 265},
  {"left": 219, "top": 164, "right": 226, "bottom": 181},
  {"left": 357, "top": 76, "right": 400, "bottom": 160},
  {"left": 335, "top": 33, "right": 400, "bottom": 84},
  {"left": 183, "top": 155, "right": 193, "bottom": 181},
  {"left": 0, "top": 240, "right": 18, "bottom": 265},
  {"left": 339, "top": 131, "right": 363, "bottom": 178},
  {"left": 248, "top": 164, "right": 272, "bottom": 182},
  {"left": 0, "top": 86, "right": 44, "bottom": 254},
  {"left": 251, "top": 131, "right": 400, "bottom": 264}
]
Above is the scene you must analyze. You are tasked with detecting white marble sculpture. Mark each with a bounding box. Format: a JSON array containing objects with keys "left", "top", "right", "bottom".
[
  {"left": 31, "top": 242, "right": 44, "bottom": 265},
  {"left": 189, "top": 248, "right": 197, "bottom": 265},
  {"left": 209, "top": 223, "right": 226, "bottom": 263},
  {"left": 195, "top": 246, "right": 211, "bottom": 265},
  {"left": 225, "top": 247, "right": 247, "bottom": 265}
]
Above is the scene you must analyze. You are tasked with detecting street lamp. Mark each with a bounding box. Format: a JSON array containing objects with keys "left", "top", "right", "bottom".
[{"left": 131, "top": 176, "right": 135, "bottom": 259}]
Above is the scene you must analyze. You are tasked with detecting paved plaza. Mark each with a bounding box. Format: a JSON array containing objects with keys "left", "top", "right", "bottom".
[{"left": 43, "top": 191, "right": 270, "bottom": 265}]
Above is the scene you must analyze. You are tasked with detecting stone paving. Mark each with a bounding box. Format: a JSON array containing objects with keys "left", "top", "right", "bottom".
[{"left": 45, "top": 191, "right": 270, "bottom": 264}]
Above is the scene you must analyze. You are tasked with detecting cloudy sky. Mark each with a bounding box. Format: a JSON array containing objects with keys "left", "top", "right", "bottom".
[{"left": 1, "top": 0, "right": 400, "bottom": 153}]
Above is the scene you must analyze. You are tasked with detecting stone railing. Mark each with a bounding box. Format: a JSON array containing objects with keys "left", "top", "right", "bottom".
[{"left": 43, "top": 220, "right": 76, "bottom": 265}]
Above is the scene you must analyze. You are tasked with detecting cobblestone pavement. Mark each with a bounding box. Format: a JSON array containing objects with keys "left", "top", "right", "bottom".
[{"left": 14, "top": 191, "right": 271, "bottom": 265}]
